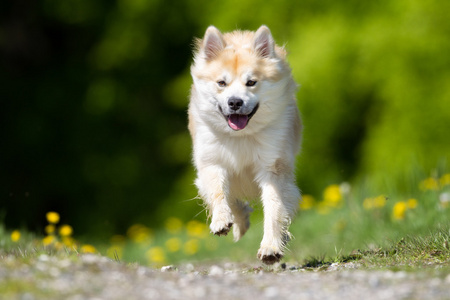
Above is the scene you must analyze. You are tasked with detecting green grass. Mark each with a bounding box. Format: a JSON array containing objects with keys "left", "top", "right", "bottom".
[
  {"left": 358, "top": 228, "right": 450, "bottom": 269},
  {"left": 1, "top": 172, "right": 450, "bottom": 271},
  {"left": 1, "top": 172, "right": 449, "bottom": 299},
  {"left": 296, "top": 227, "right": 450, "bottom": 272}
]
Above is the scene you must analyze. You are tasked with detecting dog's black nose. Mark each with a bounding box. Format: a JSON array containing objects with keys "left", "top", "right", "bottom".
[{"left": 228, "top": 97, "right": 243, "bottom": 111}]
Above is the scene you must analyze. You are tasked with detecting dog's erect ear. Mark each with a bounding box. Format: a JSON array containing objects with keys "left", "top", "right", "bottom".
[
  {"left": 202, "top": 26, "right": 225, "bottom": 60},
  {"left": 253, "top": 25, "right": 275, "bottom": 58}
]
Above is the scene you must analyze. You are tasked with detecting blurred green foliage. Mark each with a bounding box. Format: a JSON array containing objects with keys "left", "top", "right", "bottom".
[{"left": 1, "top": 0, "right": 449, "bottom": 236}]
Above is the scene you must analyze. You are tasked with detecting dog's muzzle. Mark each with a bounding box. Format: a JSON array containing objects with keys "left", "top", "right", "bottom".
[{"left": 219, "top": 102, "right": 259, "bottom": 131}]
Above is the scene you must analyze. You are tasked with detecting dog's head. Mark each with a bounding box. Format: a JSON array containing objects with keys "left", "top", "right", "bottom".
[{"left": 191, "top": 26, "right": 296, "bottom": 134}]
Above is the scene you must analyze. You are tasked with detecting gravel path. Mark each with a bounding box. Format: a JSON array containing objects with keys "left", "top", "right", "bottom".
[{"left": 1, "top": 254, "right": 450, "bottom": 299}]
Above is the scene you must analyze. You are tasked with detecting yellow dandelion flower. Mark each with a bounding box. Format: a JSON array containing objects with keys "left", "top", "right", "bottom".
[
  {"left": 127, "top": 224, "right": 153, "bottom": 243},
  {"left": 11, "top": 230, "right": 21, "bottom": 242},
  {"left": 183, "top": 239, "right": 200, "bottom": 255},
  {"left": 62, "top": 236, "right": 76, "bottom": 248},
  {"left": 107, "top": 245, "right": 123, "bottom": 260},
  {"left": 440, "top": 174, "right": 450, "bottom": 187},
  {"left": 299, "top": 195, "right": 315, "bottom": 210},
  {"left": 186, "top": 220, "right": 208, "bottom": 238},
  {"left": 419, "top": 177, "right": 439, "bottom": 191},
  {"left": 54, "top": 241, "right": 64, "bottom": 250},
  {"left": 165, "top": 217, "right": 183, "bottom": 234},
  {"left": 43, "top": 235, "right": 55, "bottom": 246},
  {"left": 363, "top": 195, "right": 387, "bottom": 210},
  {"left": 45, "top": 225, "right": 55, "bottom": 235},
  {"left": 323, "top": 184, "right": 342, "bottom": 207},
  {"left": 146, "top": 247, "right": 166, "bottom": 264},
  {"left": 81, "top": 244, "right": 97, "bottom": 253},
  {"left": 363, "top": 198, "right": 374, "bottom": 210},
  {"left": 374, "top": 195, "right": 387, "bottom": 208},
  {"left": 165, "top": 237, "right": 182, "bottom": 253},
  {"left": 407, "top": 198, "right": 418, "bottom": 209},
  {"left": 316, "top": 202, "right": 331, "bottom": 215},
  {"left": 392, "top": 201, "right": 408, "bottom": 220},
  {"left": 46, "top": 212, "right": 60, "bottom": 224},
  {"left": 59, "top": 225, "right": 73, "bottom": 237}
]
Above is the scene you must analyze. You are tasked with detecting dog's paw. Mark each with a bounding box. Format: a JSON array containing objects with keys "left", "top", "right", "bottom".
[
  {"left": 210, "top": 222, "right": 233, "bottom": 236},
  {"left": 257, "top": 247, "right": 283, "bottom": 265},
  {"left": 232, "top": 223, "right": 248, "bottom": 242},
  {"left": 232, "top": 204, "right": 252, "bottom": 242}
]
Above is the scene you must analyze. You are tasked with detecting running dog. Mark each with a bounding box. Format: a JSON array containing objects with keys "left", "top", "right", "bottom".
[{"left": 188, "top": 25, "right": 302, "bottom": 264}]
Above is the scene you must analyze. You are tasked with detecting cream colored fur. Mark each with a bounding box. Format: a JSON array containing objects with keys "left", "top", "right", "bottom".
[{"left": 188, "top": 25, "right": 302, "bottom": 264}]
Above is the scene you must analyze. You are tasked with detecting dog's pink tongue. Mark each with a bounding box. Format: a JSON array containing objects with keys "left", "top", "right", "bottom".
[{"left": 228, "top": 114, "right": 248, "bottom": 131}]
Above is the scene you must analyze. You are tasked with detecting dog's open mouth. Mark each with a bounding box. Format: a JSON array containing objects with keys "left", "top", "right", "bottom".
[
  {"left": 228, "top": 114, "right": 248, "bottom": 131},
  {"left": 220, "top": 104, "right": 259, "bottom": 131}
]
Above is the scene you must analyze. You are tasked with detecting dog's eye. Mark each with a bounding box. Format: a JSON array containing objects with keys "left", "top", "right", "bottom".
[
  {"left": 246, "top": 80, "right": 257, "bottom": 87},
  {"left": 217, "top": 81, "right": 227, "bottom": 87}
]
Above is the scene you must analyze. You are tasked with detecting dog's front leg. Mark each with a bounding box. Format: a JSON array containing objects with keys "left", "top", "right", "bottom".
[
  {"left": 256, "top": 168, "right": 300, "bottom": 264},
  {"left": 195, "top": 165, "right": 234, "bottom": 236}
]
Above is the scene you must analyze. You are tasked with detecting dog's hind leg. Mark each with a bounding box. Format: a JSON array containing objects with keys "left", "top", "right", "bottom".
[
  {"left": 195, "top": 165, "right": 234, "bottom": 236},
  {"left": 230, "top": 200, "right": 253, "bottom": 241}
]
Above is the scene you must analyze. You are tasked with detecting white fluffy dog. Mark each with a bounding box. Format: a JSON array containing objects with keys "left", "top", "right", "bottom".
[{"left": 188, "top": 25, "right": 302, "bottom": 264}]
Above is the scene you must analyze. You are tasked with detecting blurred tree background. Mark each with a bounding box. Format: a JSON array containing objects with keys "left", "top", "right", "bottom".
[{"left": 1, "top": 0, "right": 449, "bottom": 237}]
